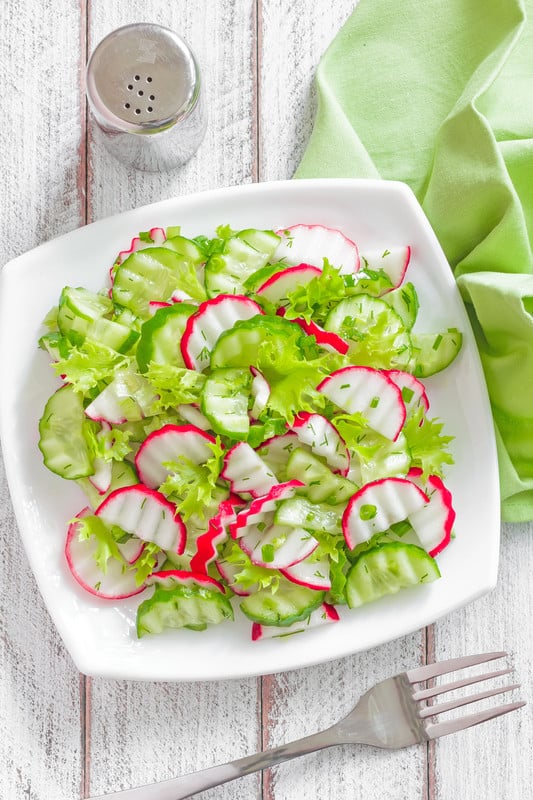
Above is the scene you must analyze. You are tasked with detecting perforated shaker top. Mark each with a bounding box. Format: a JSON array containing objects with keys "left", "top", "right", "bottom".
[{"left": 86, "top": 23, "right": 200, "bottom": 133}]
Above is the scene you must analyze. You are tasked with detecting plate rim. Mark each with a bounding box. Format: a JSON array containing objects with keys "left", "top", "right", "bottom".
[{"left": 0, "top": 177, "right": 500, "bottom": 681}]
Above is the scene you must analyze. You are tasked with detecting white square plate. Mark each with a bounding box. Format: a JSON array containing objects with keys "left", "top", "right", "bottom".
[{"left": 0, "top": 179, "right": 499, "bottom": 681}]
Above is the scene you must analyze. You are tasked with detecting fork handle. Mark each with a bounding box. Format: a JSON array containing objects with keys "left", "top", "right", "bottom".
[{"left": 88, "top": 728, "right": 339, "bottom": 800}]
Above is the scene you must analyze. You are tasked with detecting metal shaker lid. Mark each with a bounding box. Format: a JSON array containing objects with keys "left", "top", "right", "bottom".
[{"left": 86, "top": 23, "right": 201, "bottom": 135}]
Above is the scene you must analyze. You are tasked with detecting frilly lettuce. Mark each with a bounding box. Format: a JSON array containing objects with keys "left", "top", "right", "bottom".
[
  {"left": 403, "top": 408, "right": 454, "bottom": 478},
  {"left": 159, "top": 436, "right": 225, "bottom": 521}
]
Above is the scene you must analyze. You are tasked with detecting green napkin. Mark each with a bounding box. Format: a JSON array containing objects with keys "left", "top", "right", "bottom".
[{"left": 296, "top": 0, "right": 533, "bottom": 522}]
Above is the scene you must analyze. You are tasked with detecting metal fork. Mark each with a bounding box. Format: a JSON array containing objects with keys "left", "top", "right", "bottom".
[{"left": 89, "top": 651, "right": 524, "bottom": 800}]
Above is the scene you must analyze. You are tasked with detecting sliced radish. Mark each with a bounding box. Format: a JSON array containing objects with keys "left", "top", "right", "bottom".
[
  {"left": 85, "top": 371, "right": 157, "bottom": 424},
  {"left": 255, "top": 264, "right": 321, "bottom": 304},
  {"left": 114, "top": 227, "right": 167, "bottom": 268},
  {"left": 291, "top": 412, "right": 350, "bottom": 476},
  {"left": 215, "top": 558, "right": 257, "bottom": 596},
  {"left": 148, "top": 300, "right": 172, "bottom": 315},
  {"left": 360, "top": 246, "right": 410, "bottom": 289},
  {"left": 249, "top": 367, "right": 270, "bottom": 420},
  {"left": 176, "top": 404, "right": 212, "bottom": 431},
  {"left": 252, "top": 602, "right": 339, "bottom": 640},
  {"left": 239, "top": 523, "right": 319, "bottom": 569},
  {"left": 135, "top": 424, "right": 216, "bottom": 490},
  {"left": 96, "top": 484, "right": 186, "bottom": 553},
  {"left": 407, "top": 468, "right": 455, "bottom": 557},
  {"left": 385, "top": 370, "right": 429, "bottom": 415},
  {"left": 221, "top": 442, "right": 278, "bottom": 499},
  {"left": 274, "top": 224, "right": 360, "bottom": 275},
  {"left": 230, "top": 481, "right": 304, "bottom": 539},
  {"left": 88, "top": 421, "right": 113, "bottom": 495},
  {"left": 190, "top": 495, "right": 245, "bottom": 573},
  {"left": 180, "top": 294, "right": 263, "bottom": 371},
  {"left": 255, "top": 432, "right": 300, "bottom": 475},
  {"left": 280, "top": 554, "right": 331, "bottom": 591},
  {"left": 342, "top": 477, "right": 429, "bottom": 549},
  {"left": 146, "top": 569, "right": 226, "bottom": 593},
  {"left": 317, "top": 366, "right": 406, "bottom": 441},
  {"left": 289, "top": 316, "right": 349, "bottom": 355},
  {"left": 171, "top": 288, "right": 197, "bottom": 303},
  {"left": 65, "top": 508, "right": 146, "bottom": 599}
]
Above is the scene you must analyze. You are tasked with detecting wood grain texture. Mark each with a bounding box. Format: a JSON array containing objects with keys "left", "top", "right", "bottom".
[
  {"left": 432, "top": 523, "right": 533, "bottom": 800},
  {"left": 2, "top": 1, "right": 533, "bottom": 799},
  {"left": 258, "top": 0, "right": 356, "bottom": 181},
  {"left": 87, "top": 0, "right": 258, "bottom": 221},
  {"left": 261, "top": 635, "right": 427, "bottom": 800},
  {"left": 85, "top": 2, "right": 261, "bottom": 799},
  {"left": 0, "top": 1, "right": 86, "bottom": 799}
]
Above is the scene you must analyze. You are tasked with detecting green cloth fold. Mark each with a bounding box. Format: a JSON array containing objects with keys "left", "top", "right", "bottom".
[{"left": 296, "top": 0, "right": 533, "bottom": 522}]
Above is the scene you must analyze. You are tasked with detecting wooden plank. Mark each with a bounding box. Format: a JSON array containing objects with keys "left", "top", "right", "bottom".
[
  {"left": 84, "top": 2, "right": 261, "bottom": 798},
  {"left": 0, "top": 2, "right": 86, "bottom": 797},
  {"left": 258, "top": 2, "right": 428, "bottom": 798},
  {"left": 261, "top": 637, "right": 427, "bottom": 800},
  {"left": 258, "top": 0, "right": 355, "bottom": 180},
  {"left": 86, "top": 0, "right": 258, "bottom": 221},
  {"left": 431, "top": 522, "right": 533, "bottom": 800}
]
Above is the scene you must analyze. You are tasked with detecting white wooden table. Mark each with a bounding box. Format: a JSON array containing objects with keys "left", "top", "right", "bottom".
[{"left": 1, "top": 2, "right": 531, "bottom": 798}]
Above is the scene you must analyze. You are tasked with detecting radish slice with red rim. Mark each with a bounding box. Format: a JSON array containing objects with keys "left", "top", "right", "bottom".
[
  {"left": 221, "top": 441, "right": 279, "bottom": 499},
  {"left": 342, "top": 477, "right": 429, "bottom": 549},
  {"left": 274, "top": 224, "right": 360, "bottom": 275},
  {"left": 360, "top": 246, "right": 410, "bottom": 290},
  {"left": 135, "top": 424, "right": 216, "bottom": 490},
  {"left": 239, "top": 523, "right": 319, "bottom": 569},
  {"left": 180, "top": 294, "right": 264, "bottom": 371},
  {"left": 291, "top": 412, "right": 350, "bottom": 476},
  {"left": 280, "top": 554, "right": 331, "bottom": 591},
  {"left": 317, "top": 366, "right": 406, "bottom": 441},
  {"left": 96, "top": 484, "right": 186, "bottom": 554},
  {"left": 65, "top": 508, "right": 147, "bottom": 600}
]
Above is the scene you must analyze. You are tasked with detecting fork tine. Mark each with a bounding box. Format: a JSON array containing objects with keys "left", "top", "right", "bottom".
[
  {"left": 418, "top": 682, "right": 521, "bottom": 718},
  {"left": 425, "top": 700, "right": 526, "bottom": 739},
  {"left": 406, "top": 651, "right": 507, "bottom": 684},
  {"left": 413, "top": 667, "right": 513, "bottom": 701}
]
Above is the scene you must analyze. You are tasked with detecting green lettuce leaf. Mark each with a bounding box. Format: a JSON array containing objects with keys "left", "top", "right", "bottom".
[
  {"left": 145, "top": 364, "right": 206, "bottom": 411},
  {"left": 53, "top": 340, "right": 130, "bottom": 393},
  {"left": 75, "top": 514, "right": 127, "bottom": 574},
  {"left": 159, "top": 436, "right": 225, "bottom": 521},
  {"left": 403, "top": 408, "right": 454, "bottom": 478},
  {"left": 223, "top": 543, "right": 281, "bottom": 593},
  {"left": 85, "top": 424, "right": 133, "bottom": 463}
]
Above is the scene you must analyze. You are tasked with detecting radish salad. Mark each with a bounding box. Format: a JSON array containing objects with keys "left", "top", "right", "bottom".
[{"left": 38, "top": 222, "right": 461, "bottom": 640}]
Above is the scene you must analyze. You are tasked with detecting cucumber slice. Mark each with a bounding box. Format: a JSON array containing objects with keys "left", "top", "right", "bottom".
[
  {"left": 324, "top": 294, "right": 412, "bottom": 369},
  {"left": 200, "top": 368, "right": 252, "bottom": 440},
  {"left": 136, "top": 303, "right": 197, "bottom": 372},
  {"left": 381, "top": 282, "right": 419, "bottom": 330},
  {"left": 244, "top": 263, "right": 287, "bottom": 292},
  {"left": 57, "top": 287, "right": 113, "bottom": 346},
  {"left": 237, "top": 228, "right": 280, "bottom": 255},
  {"left": 240, "top": 577, "right": 325, "bottom": 627},
  {"left": 345, "top": 541, "right": 440, "bottom": 608},
  {"left": 38, "top": 385, "right": 95, "bottom": 479},
  {"left": 137, "top": 583, "right": 234, "bottom": 636},
  {"left": 77, "top": 459, "right": 137, "bottom": 509},
  {"left": 274, "top": 496, "right": 344, "bottom": 535},
  {"left": 286, "top": 448, "right": 357, "bottom": 505},
  {"left": 86, "top": 317, "right": 140, "bottom": 354},
  {"left": 162, "top": 235, "right": 204, "bottom": 263},
  {"left": 112, "top": 248, "right": 205, "bottom": 317},
  {"left": 210, "top": 314, "right": 303, "bottom": 371},
  {"left": 204, "top": 236, "right": 272, "bottom": 297},
  {"left": 410, "top": 329, "right": 463, "bottom": 377}
]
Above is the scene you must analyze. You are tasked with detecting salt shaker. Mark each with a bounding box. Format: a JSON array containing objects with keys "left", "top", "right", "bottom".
[{"left": 86, "top": 23, "right": 206, "bottom": 172}]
